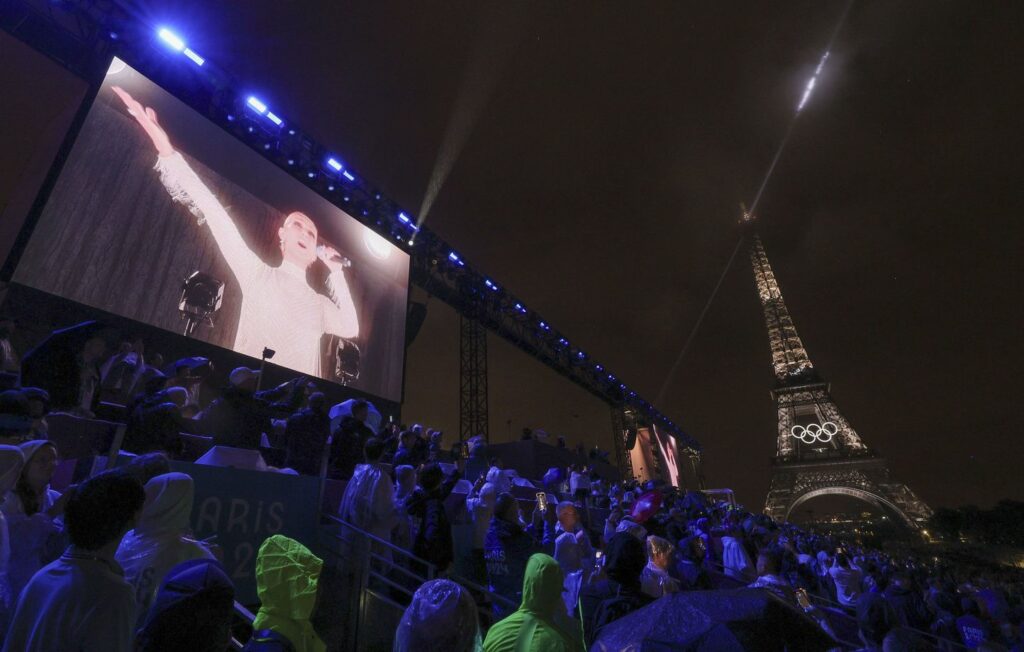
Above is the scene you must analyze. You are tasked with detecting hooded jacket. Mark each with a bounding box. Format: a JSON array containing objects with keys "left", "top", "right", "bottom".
[
  {"left": 0, "top": 445, "right": 25, "bottom": 631},
  {"left": 338, "top": 462, "right": 396, "bottom": 544},
  {"left": 405, "top": 472, "right": 459, "bottom": 573},
  {"left": 483, "top": 553, "right": 579, "bottom": 652},
  {"left": 394, "top": 579, "right": 481, "bottom": 652},
  {"left": 115, "top": 472, "right": 214, "bottom": 626},
  {"left": 135, "top": 558, "right": 235, "bottom": 652},
  {"left": 578, "top": 533, "right": 652, "bottom": 647},
  {"left": 485, "top": 516, "right": 536, "bottom": 618},
  {"left": 1, "top": 440, "right": 63, "bottom": 607},
  {"left": 253, "top": 535, "right": 325, "bottom": 652}
]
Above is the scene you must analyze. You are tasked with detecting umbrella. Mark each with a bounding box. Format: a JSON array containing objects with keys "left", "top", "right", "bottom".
[
  {"left": 631, "top": 490, "right": 664, "bottom": 524},
  {"left": 329, "top": 399, "right": 382, "bottom": 434},
  {"left": 591, "top": 589, "right": 835, "bottom": 652},
  {"left": 166, "top": 356, "right": 212, "bottom": 376}
]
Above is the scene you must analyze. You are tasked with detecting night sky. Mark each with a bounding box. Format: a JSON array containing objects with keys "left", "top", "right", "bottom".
[{"left": 71, "top": 2, "right": 1024, "bottom": 509}]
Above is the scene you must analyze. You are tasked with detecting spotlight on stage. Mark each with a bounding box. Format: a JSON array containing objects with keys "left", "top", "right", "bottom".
[{"left": 178, "top": 271, "right": 224, "bottom": 337}]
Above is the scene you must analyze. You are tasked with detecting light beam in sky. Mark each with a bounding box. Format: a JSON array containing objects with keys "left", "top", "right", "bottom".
[{"left": 654, "top": 0, "right": 856, "bottom": 407}]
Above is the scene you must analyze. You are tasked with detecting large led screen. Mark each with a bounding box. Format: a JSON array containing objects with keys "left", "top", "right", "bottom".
[{"left": 13, "top": 57, "right": 410, "bottom": 401}]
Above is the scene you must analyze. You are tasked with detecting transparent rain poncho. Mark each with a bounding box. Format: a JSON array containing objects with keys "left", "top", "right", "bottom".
[{"left": 393, "top": 578, "right": 482, "bottom": 652}]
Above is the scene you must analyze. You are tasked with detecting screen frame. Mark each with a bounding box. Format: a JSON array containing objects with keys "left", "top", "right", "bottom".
[{"left": 3, "top": 48, "right": 414, "bottom": 405}]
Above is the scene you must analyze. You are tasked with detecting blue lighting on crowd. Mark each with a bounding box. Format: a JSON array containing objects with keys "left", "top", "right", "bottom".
[
  {"left": 342, "top": 171, "right": 355, "bottom": 181},
  {"left": 327, "top": 158, "right": 343, "bottom": 172},
  {"left": 157, "top": 28, "right": 185, "bottom": 51},
  {"left": 183, "top": 49, "right": 205, "bottom": 66},
  {"left": 246, "top": 96, "right": 267, "bottom": 114},
  {"left": 265, "top": 112, "right": 282, "bottom": 126}
]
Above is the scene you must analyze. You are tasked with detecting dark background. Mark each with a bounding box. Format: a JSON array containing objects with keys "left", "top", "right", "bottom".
[
  {"left": 12, "top": 60, "right": 410, "bottom": 402},
  {"left": 4, "top": 1, "right": 1023, "bottom": 511}
]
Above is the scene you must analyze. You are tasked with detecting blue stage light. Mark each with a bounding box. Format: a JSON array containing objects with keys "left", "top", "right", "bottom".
[
  {"left": 448, "top": 252, "right": 461, "bottom": 263},
  {"left": 327, "top": 184, "right": 335, "bottom": 191},
  {"left": 183, "top": 48, "right": 205, "bottom": 66},
  {"left": 327, "top": 158, "right": 343, "bottom": 172},
  {"left": 577, "top": 351, "right": 585, "bottom": 358},
  {"left": 307, "top": 171, "right": 315, "bottom": 179},
  {"left": 266, "top": 112, "right": 282, "bottom": 126},
  {"left": 342, "top": 171, "right": 355, "bottom": 181},
  {"left": 484, "top": 280, "right": 499, "bottom": 291},
  {"left": 398, "top": 212, "right": 411, "bottom": 224},
  {"left": 558, "top": 338, "right": 568, "bottom": 346},
  {"left": 539, "top": 321, "right": 550, "bottom": 330},
  {"left": 157, "top": 28, "right": 185, "bottom": 52},
  {"left": 514, "top": 303, "right": 526, "bottom": 313},
  {"left": 287, "top": 159, "right": 295, "bottom": 166},
  {"left": 595, "top": 364, "right": 604, "bottom": 371},
  {"left": 246, "top": 96, "right": 267, "bottom": 114}
]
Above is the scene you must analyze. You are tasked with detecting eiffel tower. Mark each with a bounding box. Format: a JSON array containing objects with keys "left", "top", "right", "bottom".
[{"left": 747, "top": 226, "right": 932, "bottom": 528}]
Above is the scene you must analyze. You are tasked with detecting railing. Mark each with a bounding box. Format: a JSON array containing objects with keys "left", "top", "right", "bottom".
[
  {"left": 229, "top": 601, "right": 258, "bottom": 651},
  {"left": 317, "top": 513, "right": 516, "bottom": 651}
]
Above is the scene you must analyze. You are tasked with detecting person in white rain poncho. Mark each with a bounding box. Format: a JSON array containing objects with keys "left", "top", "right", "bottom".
[
  {"left": 111, "top": 86, "right": 358, "bottom": 378},
  {"left": 0, "top": 445, "right": 25, "bottom": 637},
  {"left": 338, "top": 438, "right": 396, "bottom": 562},
  {"left": 115, "top": 472, "right": 215, "bottom": 627},
  {"left": 1, "top": 440, "right": 65, "bottom": 610}
]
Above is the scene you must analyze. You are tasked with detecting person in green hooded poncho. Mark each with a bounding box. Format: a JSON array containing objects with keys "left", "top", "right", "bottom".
[
  {"left": 483, "top": 553, "right": 583, "bottom": 652},
  {"left": 250, "top": 534, "right": 326, "bottom": 652}
]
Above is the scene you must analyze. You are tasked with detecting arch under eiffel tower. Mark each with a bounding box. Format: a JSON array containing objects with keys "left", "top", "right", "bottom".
[{"left": 747, "top": 230, "right": 932, "bottom": 529}]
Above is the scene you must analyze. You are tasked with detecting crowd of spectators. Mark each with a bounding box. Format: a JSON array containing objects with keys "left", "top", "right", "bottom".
[{"left": 0, "top": 322, "right": 1023, "bottom": 650}]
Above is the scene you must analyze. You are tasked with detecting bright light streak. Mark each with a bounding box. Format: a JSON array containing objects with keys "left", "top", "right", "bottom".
[
  {"left": 797, "top": 51, "right": 828, "bottom": 112},
  {"left": 157, "top": 28, "right": 185, "bottom": 51},
  {"left": 183, "top": 48, "right": 205, "bottom": 66},
  {"left": 266, "top": 112, "right": 283, "bottom": 126},
  {"left": 342, "top": 171, "right": 355, "bottom": 181},
  {"left": 326, "top": 158, "right": 343, "bottom": 172},
  {"left": 246, "top": 96, "right": 267, "bottom": 114}
]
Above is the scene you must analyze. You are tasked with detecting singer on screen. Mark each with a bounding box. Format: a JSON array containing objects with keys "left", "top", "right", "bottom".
[{"left": 112, "top": 86, "right": 359, "bottom": 377}]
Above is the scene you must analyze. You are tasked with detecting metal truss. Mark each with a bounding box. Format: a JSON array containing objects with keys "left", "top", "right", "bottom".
[{"left": 0, "top": 0, "right": 700, "bottom": 454}]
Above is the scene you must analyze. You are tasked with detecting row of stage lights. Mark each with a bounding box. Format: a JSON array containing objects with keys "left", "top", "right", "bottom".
[{"left": 152, "top": 26, "right": 683, "bottom": 436}]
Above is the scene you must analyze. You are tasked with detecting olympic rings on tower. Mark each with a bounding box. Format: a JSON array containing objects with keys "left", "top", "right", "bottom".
[{"left": 790, "top": 422, "right": 838, "bottom": 444}]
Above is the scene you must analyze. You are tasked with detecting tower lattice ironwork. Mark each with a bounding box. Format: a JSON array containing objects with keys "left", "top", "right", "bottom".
[
  {"left": 749, "top": 233, "right": 931, "bottom": 528},
  {"left": 459, "top": 310, "right": 489, "bottom": 440}
]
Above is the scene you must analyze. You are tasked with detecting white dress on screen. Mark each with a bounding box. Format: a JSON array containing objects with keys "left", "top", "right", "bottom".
[{"left": 154, "top": 152, "right": 359, "bottom": 377}]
